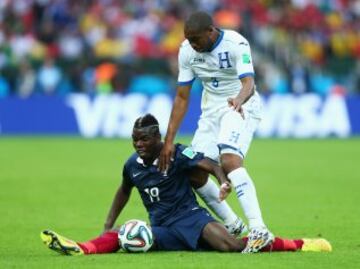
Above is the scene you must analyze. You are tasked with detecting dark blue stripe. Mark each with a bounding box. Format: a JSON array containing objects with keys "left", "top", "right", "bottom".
[
  {"left": 236, "top": 190, "right": 244, "bottom": 197},
  {"left": 217, "top": 143, "right": 244, "bottom": 158},
  {"left": 177, "top": 78, "right": 195, "bottom": 86},
  {"left": 210, "top": 29, "right": 224, "bottom": 52},
  {"left": 238, "top": 73, "right": 255, "bottom": 79}
]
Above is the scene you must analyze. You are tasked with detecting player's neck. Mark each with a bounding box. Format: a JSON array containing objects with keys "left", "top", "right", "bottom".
[
  {"left": 143, "top": 143, "right": 163, "bottom": 166},
  {"left": 211, "top": 28, "right": 221, "bottom": 44}
]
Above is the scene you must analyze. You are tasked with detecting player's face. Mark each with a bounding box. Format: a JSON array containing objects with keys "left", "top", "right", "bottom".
[
  {"left": 132, "top": 129, "right": 160, "bottom": 160},
  {"left": 184, "top": 27, "right": 213, "bottom": 52}
]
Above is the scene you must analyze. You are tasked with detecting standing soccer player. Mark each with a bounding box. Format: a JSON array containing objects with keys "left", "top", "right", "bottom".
[{"left": 159, "top": 11, "right": 273, "bottom": 252}]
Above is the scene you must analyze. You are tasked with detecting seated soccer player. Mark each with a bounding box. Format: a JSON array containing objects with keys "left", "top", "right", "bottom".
[{"left": 41, "top": 114, "right": 332, "bottom": 255}]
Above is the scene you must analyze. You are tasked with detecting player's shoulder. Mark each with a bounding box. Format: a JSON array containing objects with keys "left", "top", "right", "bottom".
[
  {"left": 222, "top": 29, "right": 250, "bottom": 46},
  {"left": 123, "top": 152, "right": 139, "bottom": 169},
  {"left": 175, "top": 143, "right": 199, "bottom": 160},
  {"left": 179, "top": 39, "right": 194, "bottom": 54},
  {"left": 180, "top": 39, "right": 191, "bottom": 48}
]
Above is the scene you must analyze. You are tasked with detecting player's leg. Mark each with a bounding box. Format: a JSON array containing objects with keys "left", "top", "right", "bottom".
[
  {"left": 191, "top": 117, "right": 246, "bottom": 236},
  {"left": 78, "top": 229, "right": 120, "bottom": 254},
  {"left": 259, "top": 237, "right": 332, "bottom": 252},
  {"left": 201, "top": 221, "right": 246, "bottom": 252},
  {"left": 41, "top": 229, "right": 120, "bottom": 255},
  {"left": 198, "top": 219, "right": 332, "bottom": 254},
  {"left": 151, "top": 226, "right": 189, "bottom": 251},
  {"left": 189, "top": 168, "right": 246, "bottom": 236},
  {"left": 218, "top": 98, "right": 273, "bottom": 252}
]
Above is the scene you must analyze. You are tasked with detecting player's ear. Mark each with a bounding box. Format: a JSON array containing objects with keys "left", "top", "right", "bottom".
[{"left": 208, "top": 25, "right": 215, "bottom": 33}]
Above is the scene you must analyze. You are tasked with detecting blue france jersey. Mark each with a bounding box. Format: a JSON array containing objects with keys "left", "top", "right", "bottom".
[{"left": 123, "top": 144, "right": 204, "bottom": 226}]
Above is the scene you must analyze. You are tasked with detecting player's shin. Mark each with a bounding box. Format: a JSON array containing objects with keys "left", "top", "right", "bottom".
[
  {"left": 260, "top": 237, "right": 304, "bottom": 252},
  {"left": 227, "top": 167, "right": 265, "bottom": 229},
  {"left": 78, "top": 231, "right": 120, "bottom": 254}
]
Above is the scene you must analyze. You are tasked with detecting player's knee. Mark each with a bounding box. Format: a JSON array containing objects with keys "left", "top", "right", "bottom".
[{"left": 220, "top": 153, "right": 243, "bottom": 175}]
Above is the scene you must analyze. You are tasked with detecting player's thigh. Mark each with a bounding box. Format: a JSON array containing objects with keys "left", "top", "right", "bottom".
[
  {"left": 218, "top": 110, "right": 260, "bottom": 158},
  {"left": 201, "top": 222, "right": 245, "bottom": 252},
  {"left": 151, "top": 226, "right": 188, "bottom": 251},
  {"left": 191, "top": 116, "right": 219, "bottom": 161}
]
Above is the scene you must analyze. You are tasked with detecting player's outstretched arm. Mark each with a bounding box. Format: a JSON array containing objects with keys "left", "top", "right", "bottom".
[
  {"left": 103, "top": 181, "right": 132, "bottom": 232},
  {"left": 227, "top": 76, "right": 255, "bottom": 118},
  {"left": 159, "top": 84, "right": 192, "bottom": 172},
  {"left": 196, "top": 158, "right": 232, "bottom": 201}
]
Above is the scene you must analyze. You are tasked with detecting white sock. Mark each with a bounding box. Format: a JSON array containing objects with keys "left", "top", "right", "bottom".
[
  {"left": 228, "top": 167, "right": 265, "bottom": 229},
  {"left": 195, "top": 178, "right": 238, "bottom": 226}
]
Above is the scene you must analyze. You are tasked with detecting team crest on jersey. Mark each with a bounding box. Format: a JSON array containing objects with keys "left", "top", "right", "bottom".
[{"left": 182, "top": 147, "right": 197, "bottom": 159}]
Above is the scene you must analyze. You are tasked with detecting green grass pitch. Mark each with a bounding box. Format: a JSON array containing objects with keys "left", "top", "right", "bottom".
[{"left": 0, "top": 137, "right": 359, "bottom": 268}]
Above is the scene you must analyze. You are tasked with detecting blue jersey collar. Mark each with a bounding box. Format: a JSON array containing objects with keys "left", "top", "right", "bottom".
[{"left": 209, "top": 29, "right": 224, "bottom": 52}]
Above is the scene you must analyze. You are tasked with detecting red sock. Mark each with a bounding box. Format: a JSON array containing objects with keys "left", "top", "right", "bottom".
[
  {"left": 241, "top": 237, "right": 303, "bottom": 252},
  {"left": 261, "top": 237, "right": 304, "bottom": 252},
  {"left": 77, "top": 231, "right": 120, "bottom": 254}
]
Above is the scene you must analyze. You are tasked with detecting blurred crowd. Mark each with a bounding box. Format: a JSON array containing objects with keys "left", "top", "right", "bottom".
[{"left": 0, "top": 0, "right": 359, "bottom": 98}]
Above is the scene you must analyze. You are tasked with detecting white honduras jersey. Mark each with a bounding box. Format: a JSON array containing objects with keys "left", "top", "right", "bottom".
[{"left": 178, "top": 29, "right": 255, "bottom": 113}]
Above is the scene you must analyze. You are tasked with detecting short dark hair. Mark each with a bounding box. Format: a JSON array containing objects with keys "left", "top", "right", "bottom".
[
  {"left": 185, "top": 11, "right": 213, "bottom": 32},
  {"left": 133, "top": 114, "right": 160, "bottom": 136}
]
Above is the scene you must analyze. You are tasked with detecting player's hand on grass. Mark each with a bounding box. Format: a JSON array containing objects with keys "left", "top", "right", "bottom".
[
  {"left": 219, "top": 182, "right": 231, "bottom": 201},
  {"left": 159, "top": 142, "right": 174, "bottom": 173},
  {"left": 227, "top": 97, "right": 245, "bottom": 119}
]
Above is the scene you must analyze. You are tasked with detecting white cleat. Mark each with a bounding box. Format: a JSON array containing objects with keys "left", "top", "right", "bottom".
[
  {"left": 225, "top": 218, "right": 248, "bottom": 237},
  {"left": 242, "top": 227, "right": 274, "bottom": 253}
]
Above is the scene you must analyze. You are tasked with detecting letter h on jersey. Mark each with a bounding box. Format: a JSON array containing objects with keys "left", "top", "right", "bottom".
[
  {"left": 218, "top": 52, "right": 232, "bottom": 69},
  {"left": 228, "top": 131, "right": 241, "bottom": 144}
]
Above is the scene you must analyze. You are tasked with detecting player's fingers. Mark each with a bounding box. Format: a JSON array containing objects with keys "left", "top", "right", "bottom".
[
  {"left": 158, "top": 153, "right": 166, "bottom": 172},
  {"left": 219, "top": 183, "right": 231, "bottom": 201},
  {"left": 240, "top": 109, "right": 245, "bottom": 119},
  {"left": 219, "top": 190, "right": 229, "bottom": 201},
  {"left": 227, "top": 98, "right": 234, "bottom": 107},
  {"left": 162, "top": 154, "right": 170, "bottom": 173},
  {"left": 158, "top": 154, "right": 163, "bottom": 170}
]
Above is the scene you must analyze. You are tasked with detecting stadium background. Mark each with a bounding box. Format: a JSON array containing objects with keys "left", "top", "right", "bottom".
[
  {"left": 0, "top": 1, "right": 359, "bottom": 268},
  {"left": 0, "top": 0, "right": 360, "bottom": 136}
]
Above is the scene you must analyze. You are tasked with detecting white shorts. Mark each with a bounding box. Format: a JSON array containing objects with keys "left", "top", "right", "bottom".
[{"left": 191, "top": 93, "right": 262, "bottom": 161}]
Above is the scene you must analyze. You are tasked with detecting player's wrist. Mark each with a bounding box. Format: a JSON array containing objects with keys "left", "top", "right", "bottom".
[
  {"left": 220, "top": 181, "right": 231, "bottom": 187},
  {"left": 164, "top": 136, "right": 174, "bottom": 146}
]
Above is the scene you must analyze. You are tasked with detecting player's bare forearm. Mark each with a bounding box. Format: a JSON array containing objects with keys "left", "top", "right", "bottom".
[
  {"left": 159, "top": 85, "right": 191, "bottom": 172},
  {"left": 104, "top": 185, "right": 131, "bottom": 231},
  {"left": 197, "top": 158, "right": 231, "bottom": 201},
  {"left": 237, "top": 76, "right": 255, "bottom": 104},
  {"left": 164, "top": 85, "right": 191, "bottom": 145},
  {"left": 197, "top": 158, "right": 230, "bottom": 185},
  {"left": 227, "top": 76, "right": 255, "bottom": 117}
]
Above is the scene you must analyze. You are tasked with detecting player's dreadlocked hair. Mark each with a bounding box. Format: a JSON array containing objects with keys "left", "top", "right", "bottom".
[
  {"left": 185, "top": 11, "right": 213, "bottom": 32},
  {"left": 133, "top": 114, "right": 160, "bottom": 136}
]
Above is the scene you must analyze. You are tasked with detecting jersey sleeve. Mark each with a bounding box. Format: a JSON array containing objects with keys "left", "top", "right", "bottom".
[
  {"left": 122, "top": 163, "right": 134, "bottom": 188},
  {"left": 177, "top": 45, "right": 195, "bottom": 85},
  {"left": 174, "top": 144, "right": 204, "bottom": 170},
  {"left": 234, "top": 38, "right": 255, "bottom": 79}
]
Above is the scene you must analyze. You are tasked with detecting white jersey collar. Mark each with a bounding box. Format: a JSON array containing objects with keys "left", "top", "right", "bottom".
[{"left": 136, "top": 157, "right": 159, "bottom": 167}]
